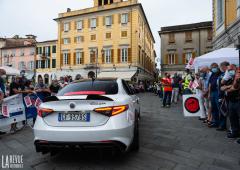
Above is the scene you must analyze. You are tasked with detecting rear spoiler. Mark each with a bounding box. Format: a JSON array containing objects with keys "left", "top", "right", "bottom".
[{"left": 43, "top": 95, "right": 114, "bottom": 103}]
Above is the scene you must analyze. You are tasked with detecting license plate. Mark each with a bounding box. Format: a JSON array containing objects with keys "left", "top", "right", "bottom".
[{"left": 58, "top": 112, "right": 90, "bottom": 122}]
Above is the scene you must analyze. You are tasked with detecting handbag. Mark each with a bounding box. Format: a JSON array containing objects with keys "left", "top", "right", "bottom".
[{"left": 220, "top": 98, "right": 228, "bottom": 117}]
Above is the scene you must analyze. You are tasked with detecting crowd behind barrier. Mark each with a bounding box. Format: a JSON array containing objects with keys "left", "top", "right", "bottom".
[
  {"left": 0, "top": 67, "right": 239, "bottom": 145},
  {"left": 0, "top": 73, "right": 80, "bottom": 134},
  {"left": 149, "top": 61, "right": 240, "bottom": 145}
]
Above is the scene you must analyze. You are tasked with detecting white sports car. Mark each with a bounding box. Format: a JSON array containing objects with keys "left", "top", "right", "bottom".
[{"left": 34, "top": 78, "right": 140, "bottom": 154}]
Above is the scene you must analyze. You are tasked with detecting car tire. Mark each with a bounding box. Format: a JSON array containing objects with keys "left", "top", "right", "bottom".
[{"left": 131, "top": 115, "right": 139, "bottom": 151}]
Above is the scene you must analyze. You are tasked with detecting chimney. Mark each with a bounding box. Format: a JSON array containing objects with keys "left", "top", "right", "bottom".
[
  {"left": 25, "top": 34, "right": 37, "bottom": 40},
  {"left": 67, "top": 8, "right": 71, "bottom": 12}
]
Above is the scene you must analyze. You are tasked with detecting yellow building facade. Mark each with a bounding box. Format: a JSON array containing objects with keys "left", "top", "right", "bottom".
[
  {"left": 212, "top": 0, "right": 240, "bottom": 49},
  {"left": 54, "top": 0, "right": 156, "bottom": 82},
  {"left": 35, "top": 40, "right": 57, "bottom": 84}
]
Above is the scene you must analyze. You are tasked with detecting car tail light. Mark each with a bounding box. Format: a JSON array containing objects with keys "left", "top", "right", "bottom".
[
  {"left": 94, "top": 105, "right": 129, "bottom": 117},
  {"left": 37, "top": 108, "right": 54, "bottom": 118}
]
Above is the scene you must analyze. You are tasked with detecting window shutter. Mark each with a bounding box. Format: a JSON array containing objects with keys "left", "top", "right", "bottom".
[
  {"left": 68, "top": 22, "right": 71, "bottom": 30},
  {"left": 61, "top": 38, "right": 63, "bottom": 44},
  {"left": 82, "top": 36, "right": 84, "bottom": 42},
  {"left": 103, "top": 16, "right": 105, "bottom": 26},
  {"left": 112, "top": 15, "right": 114, "bottom": 24},
  {"left": 69, "top": 38, "right": 71, "bottom": 44},
  {"left": 82, "top": 20, "right": 84, "bottom": 29},
  {"left": 36, "top": 61, "right": 38, "bottom": 69},
  {"left": 74, "top": 21, "right": 77, "bottom": 30},
  {"left": 118, "top": 14, "right": 121, "bottom": 23},
  {"left": 118, "top": 49, "right": 121, "bottom": 63},
  {"left": 61, "top": 23, "right": 64, "bottom": 32},
  {"left": 164, "top": 54, "right": 168, "bottom": 64},
  {"left": 48, "top": 46, "right": 51, "bottom": 56},
  {"left": 60, "top": 54, "right": 63, "bottom": 66},
  {"left": 96, "top": 17, "right": 99, "bottom": 27},
  {"left": 128, "top": 12, "right": 131, "bottom": 22},
  {"left": 73, "top": 52, "right": 76, "bottom": 65},
  {"left": 192, "top": 51, "right": 196, "bottom": 58},
  {"left": 128, "top": 48, "right": 132, "bottom": 63},
  {"left": 67, "top": 53, "right": 71, "bottom": 65},
  {"left": 74, "top": 37, "right": 77, "bottom": 43},
  {"left": 88, "top": 19, "right": 91, "bottom": 28},
  {"left": 111, "top": 49, "right": 114, "bottom": 63},
  {"left": 102, "top": 50, "right": 105, "bottom": 64},
  {"left": 81, "top": 52, "right": 84, "bottom": 64},
  {"left": 175, "top": 54, "right": 178, "bottom": 64},
  {"left": 182, "top": 53, "right": 186, "bottom": 64}
]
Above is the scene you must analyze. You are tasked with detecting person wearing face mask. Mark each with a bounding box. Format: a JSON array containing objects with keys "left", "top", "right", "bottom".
[
  {"left": 161, "top": 73, "right": 173, "bottom": 108},
  {"left": 221, "top": 64, "right": 240, "bottom": 139},
  {"left": 208, "top": 63, "right": 221, "bottom": 128}
]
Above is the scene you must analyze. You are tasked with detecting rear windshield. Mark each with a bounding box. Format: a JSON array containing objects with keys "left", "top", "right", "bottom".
[{"left": 57, "top": 80, "right": 118, "bottom": 96}]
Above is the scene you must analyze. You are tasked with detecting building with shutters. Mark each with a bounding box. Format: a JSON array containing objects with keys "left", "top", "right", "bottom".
[
  {"left": 212, "top": 0, "right": 240, "bottom": 49},
  {"left": 54, "top": 0, "right": 156, "bottom": 82},
  {"left": 0, "top": 35, "right": 36, "bottom": 77},
  {"left": 159, "top": 22, "right": 213, "bottom": 75},
  {"left": 35, "top": 40, "right": 57, "bottom": 84}
]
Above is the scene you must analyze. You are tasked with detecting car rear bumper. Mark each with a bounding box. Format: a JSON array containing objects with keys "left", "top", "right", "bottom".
[
  {"left": 34, "top": 140, "right": 127, "bottom": 153},
  {"left": 33, "top": 113, "right": 134, "bottom": 152}
]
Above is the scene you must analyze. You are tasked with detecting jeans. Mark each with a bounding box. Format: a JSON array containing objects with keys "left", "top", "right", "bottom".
[
  {"left": 219, "top": 101, "right": 227, "bottom": 129},
  {"left": 171, "top": 88, "right": 179, "bottom": 103},
  {"left": 229, "top": 101, "right": 240, "bottom": 134},
  {"left": 163, "top": 91, "right": 172, "bottom": 106},
  {"left": 210, "top": 91, "right": 220, "bottom": 126}
]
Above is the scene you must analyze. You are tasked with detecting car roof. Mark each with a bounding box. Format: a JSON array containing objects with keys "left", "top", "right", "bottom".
[{"left": 74, "top": 78, "right": 118, "bottom": 83}]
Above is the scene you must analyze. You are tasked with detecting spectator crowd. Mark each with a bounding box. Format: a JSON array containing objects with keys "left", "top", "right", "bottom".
[
  {"left": 0, "top": 63, "right": 239, "bottom": 145},
  {"left": 151, "top": 61, "right": 240, "bottom": 144},
  {"left": 0, "top": 72, "right": 83, "bottom": 134}
]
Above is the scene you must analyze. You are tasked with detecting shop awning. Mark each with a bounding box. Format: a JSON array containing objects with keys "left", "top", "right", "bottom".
[{"left": 98, "top": 71, "right": 136, "bottom": 81}]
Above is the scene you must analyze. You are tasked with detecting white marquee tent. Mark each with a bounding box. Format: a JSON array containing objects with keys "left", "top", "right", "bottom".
[
  {"left": 193, "top": 48, "right": 239, "bottom": 69},
  {"left": 0, "top": 66, "right": 20, "bottom": 76}
]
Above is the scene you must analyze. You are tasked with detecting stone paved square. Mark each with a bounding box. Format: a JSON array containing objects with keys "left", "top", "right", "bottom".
[{"left": 0, "top": 93, "right": 239, "bottom": 170}]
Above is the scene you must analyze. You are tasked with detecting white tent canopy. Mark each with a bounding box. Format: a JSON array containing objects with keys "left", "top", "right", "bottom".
[
  {"left": 193, "top": 48, "right": 239, "bottom": 69},
  {"left": 98, "top": 71, "right": 136, "bottom": 81},
  {"left": 0, "top": 66, "right": 20, "bottom": 76}
]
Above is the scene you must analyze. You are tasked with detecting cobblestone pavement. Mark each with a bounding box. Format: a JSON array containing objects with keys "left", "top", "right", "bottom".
[{"left": 0, "top": 93, "right": 240, "bottom": 170}]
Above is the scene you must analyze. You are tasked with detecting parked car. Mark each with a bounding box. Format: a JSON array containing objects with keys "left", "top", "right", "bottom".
[{"left": 34, "top": 78, "right": 140, "bottom": 154}]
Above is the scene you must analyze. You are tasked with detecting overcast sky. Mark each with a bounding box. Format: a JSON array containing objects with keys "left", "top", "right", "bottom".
[{"left": 0, "top": 0, "right": 212, "bottom": 61}]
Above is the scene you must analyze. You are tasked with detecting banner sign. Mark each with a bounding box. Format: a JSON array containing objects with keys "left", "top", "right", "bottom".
[
  {"left": 0, "top": 94, "right": 26, "bottom": 127},
  {"left": 182, "top": 94, "right": 204, "bottom": 117},
  {"left": 23, "top": 94, "right": 38, "bottom": 120}
]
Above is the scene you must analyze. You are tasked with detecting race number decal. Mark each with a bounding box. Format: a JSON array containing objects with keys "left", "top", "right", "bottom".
[
  {"left": 184, "top": 97, "right": 200, "bottom": 113},
  {"left": 24, "top": 96, "right": 32, "bottom": 108},
  {"left": 2, "top": 105, "right": 9, "bottom": 117}
]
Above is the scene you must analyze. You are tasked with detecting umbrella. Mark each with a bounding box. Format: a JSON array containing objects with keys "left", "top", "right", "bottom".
[
  {"left": 0, "top": 66, "right": 20, "bottom": 76},
  {"left": 193, "top": 48, "right": 239, "bottom": 69}
]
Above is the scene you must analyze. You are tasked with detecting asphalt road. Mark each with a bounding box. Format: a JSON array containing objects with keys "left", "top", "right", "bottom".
[{"left": 0, "top": 93, "right": 240, "bottom": 170}]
